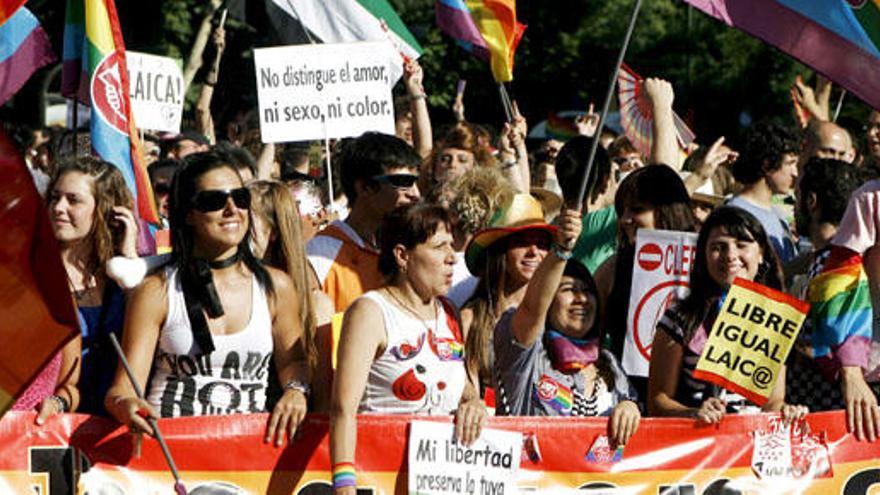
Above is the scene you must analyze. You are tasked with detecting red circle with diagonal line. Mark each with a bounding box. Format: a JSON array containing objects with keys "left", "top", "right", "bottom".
[
  {"left": 632, "top": 279, "right": 690, "bottom": 360},
  {"left": 637, "top": 242, "right": 663, "bottom": 271}
]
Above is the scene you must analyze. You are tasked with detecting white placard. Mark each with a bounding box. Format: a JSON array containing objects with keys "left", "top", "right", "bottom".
[
  {"left": 408, "top": 421, "right": 521, "bottom": 495},
  {"left": 126, "top": 51, "right": 184, "bottom": 133},
  {"left": 253, "top": 42, "right": 396, "bottom": 143},
  {"left": 622, "top": 229, "right": 698, "bottom": 377}
]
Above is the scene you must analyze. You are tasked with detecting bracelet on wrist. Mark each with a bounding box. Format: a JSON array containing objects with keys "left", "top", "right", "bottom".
[
  {"left": 284, "top": 379, "right": 311, "bottom": 398},
  {"left": 410, "top": 93, "right": 426, "bottom": 101},
  {"left": 50, "top": 394, "right": 70, "bottom": 413},
  {"left": 551, "top": 243, "right": 573, "bottom": 261},
  {"left": 332, "top": 462, "right": 357, "bottom": 489}
]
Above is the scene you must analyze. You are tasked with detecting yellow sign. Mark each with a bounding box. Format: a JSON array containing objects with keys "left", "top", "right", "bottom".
[{"left": 693, "top": 278, "right": 809, "bottom": 406}]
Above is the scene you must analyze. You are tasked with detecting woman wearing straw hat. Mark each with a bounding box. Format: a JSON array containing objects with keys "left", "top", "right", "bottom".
[{"left": 462, "top": 193, "right": 557, "bottom": 393}]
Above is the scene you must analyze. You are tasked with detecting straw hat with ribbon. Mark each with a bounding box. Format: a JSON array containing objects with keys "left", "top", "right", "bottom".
[{"left": 465, "top": 193, "right": 557, "bottom": 273}]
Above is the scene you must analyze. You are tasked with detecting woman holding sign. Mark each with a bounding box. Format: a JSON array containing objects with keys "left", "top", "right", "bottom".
[
  {"left": 330, "top": 204, "right": 485, "bottom": 494},
  {"left": 493, "top": 206, "right": 641, "bottom": 445},
  {"left": 647, "top": 206, "right": 808, "bottom": 423}
]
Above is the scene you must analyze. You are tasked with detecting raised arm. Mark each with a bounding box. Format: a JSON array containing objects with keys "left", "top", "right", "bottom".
[
  {"left": 104, "top": 275, "right": 167, "bottom": 435},
  {"left": 510, "top": 208, "right": 582, "bottom": 347},
  {"left": 644, "top": 78, "right": 682, "bottom": 170},
  {"left": 404, "top": 60, "right": 433, "bottom": 159},
  {"left": 195, "top": 24, "right": 225, "bottom": 145},
  {"left": 266, "top": 268, "right": 308, "bottom": 446},
  {"left": 498, "top": 102, "right": 530, "bottom": 193},
  {"left": 329, "top": 297, "right": 386, "bottom": 495}
]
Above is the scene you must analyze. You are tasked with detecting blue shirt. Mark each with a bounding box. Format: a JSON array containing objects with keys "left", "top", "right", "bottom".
[{"left": 726, "top": 196, "right": 798, "bottom": 264}]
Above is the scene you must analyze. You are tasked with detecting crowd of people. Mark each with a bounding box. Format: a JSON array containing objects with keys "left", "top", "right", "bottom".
[{"left": 6, "top": 22, "right": 880, "bottom": 492}]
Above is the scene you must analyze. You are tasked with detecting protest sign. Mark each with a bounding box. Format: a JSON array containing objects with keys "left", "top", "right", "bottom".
[
  {"left": 623, "top": 229, "right": 698, "bottom": 377},
  {"left": 408, "top": 420, "right": 521, "bottom": 495},
  {"left": 693, "top": 278, "right": 809, "bottom": 406},
  {"left": 126, "top": 51, "right": 183, "bottom": 133},
  {"left": 253, "top": 42, "right": 396, "bottom": 143}
]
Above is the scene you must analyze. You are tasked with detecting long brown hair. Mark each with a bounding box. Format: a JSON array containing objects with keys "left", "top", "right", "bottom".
[
  {"left": 48, "top": 157, "right": 133, "bottom": 272},
  {"left": 463, "top": 246, "right": 509, "bottom": 388},
  {"left": 248, "top": 180, "right": 318, "bottom": 376}
]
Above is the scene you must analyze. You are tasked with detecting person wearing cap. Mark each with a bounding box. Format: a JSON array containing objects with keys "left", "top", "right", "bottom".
[
  {"left": 492, "top": 206, "right": 640, "bottom": 445},
  {"left": 462, "top": 193, "right": 556, "bottom": 393},
  {"left": 307, "top": 132, "right": 422, "bottom": 313}
]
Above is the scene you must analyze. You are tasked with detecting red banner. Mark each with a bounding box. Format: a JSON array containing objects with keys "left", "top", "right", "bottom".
[{"left": 0, "top": 411, "right": 878, "bottom": 494}]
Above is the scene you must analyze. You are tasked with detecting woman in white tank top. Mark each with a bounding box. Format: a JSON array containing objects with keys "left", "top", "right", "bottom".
[
  {"left": 105, "top": 151, "right": 310, "bottom": 447},
  {"left": 330, "top": 204, "right": 487, "bottom": 494}
]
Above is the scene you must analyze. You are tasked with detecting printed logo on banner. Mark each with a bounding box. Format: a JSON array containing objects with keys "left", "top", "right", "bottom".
[
  {"left": 623, "top": 229, "right": 698, "bottom": 377},
  {"left": 91, "top": 52, "right": 129, "bottom": 135}
]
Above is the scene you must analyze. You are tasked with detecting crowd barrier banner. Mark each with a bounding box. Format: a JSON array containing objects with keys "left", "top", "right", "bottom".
[{"left": 0, "top": 410, "right": 879, "bottom": 494}]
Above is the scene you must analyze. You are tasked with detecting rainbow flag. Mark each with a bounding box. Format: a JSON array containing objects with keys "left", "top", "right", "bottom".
[
  {"left": 684, "top": 0, "right": 880, "bottom": 111},
  {"left": 544, "top": 113, "right": 581, "bottom": 140},
  {"left": 61, "top": 0, "right": 158, "bottom": 225},
  {"left": 0, "top": 0, "right": 25, "bottom": 27},
  {"left": 807, "top": 246, "right": 873, "bottom": 381},
  {"left": 0, "top": 7, "right": 55, "bottom": 105},
  {"left": 435, "top": 0, "right": 525, "bottom": 82},
  {"left": 0, "top": 130, "right": 78, "bottom": 417}
]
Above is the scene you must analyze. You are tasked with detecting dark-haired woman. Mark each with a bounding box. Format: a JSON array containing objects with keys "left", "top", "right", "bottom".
[
  {"left": 494, "top": 208, "right": 640, "bottom": 445},
  {"left": 105, "top": 151, "right": 308, "bottom": 446},
  {"left": 648, "top": 206, "right": 807, "bottom": 422},
  {"left": 330, "top": 203, "right": 485, "bottom": 494},
  {"left": 594, "top": 165, "right": 698, "bottom": 401}
]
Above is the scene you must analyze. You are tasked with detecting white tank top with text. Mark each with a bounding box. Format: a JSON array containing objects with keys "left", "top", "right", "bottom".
[{"left": 146, "top": 266, "right": 274, "bottom": 417}]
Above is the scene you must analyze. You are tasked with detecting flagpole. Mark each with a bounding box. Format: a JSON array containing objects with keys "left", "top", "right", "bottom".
[
  {"left": 108, "top": 334, "right": 187, "bottom": 495},
  {"left": 322, "top": 115, "right": 335, "bottom": 211},
  {"left": 573, "top": 0, "right": 643, "bottom": 208},
  {"left": 833, "top": 89, "right": 846, "bottom": 122},
  {"left": 498, "top": 83, "right": 514, "bottom": 122}
]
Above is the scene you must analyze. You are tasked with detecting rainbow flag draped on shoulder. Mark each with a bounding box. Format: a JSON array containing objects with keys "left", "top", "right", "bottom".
[
  {"left": 435, "top": 0, "right": 525, "bottom": 82},
  {"left": 807, "top": 246, "right": 873, "bottom": 381},
  {"left": 62, "top": 0, "right": 158, "bottom": 225},
  {"left": 684, "top": 0, "right": 880, "bottom": 111}
]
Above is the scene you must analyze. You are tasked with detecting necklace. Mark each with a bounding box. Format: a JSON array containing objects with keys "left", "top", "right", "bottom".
[
  {"left": 205, "top": 247, "right": 242, "bottom": 269},
  {"left": 385, "top": 286, "right": 439, "bottom": 333}
]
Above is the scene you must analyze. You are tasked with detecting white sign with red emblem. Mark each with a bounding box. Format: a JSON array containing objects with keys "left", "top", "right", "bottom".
[
  {"left": 126, "top": 51, "right": 184, "bottom": 133},
  {"left": 408, "top": 420, "right": 522, "bottom": 495},
  {"left": 622, "top": 229, "right": 698, "bottom": 377}
]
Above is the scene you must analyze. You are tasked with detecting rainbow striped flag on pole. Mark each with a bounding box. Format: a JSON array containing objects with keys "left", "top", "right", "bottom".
[
  {"left": 61, "top": 0, "right": 158, "bottom": 225},
  {"left": 436, "top": 0, "right": 525, "bottom": 82},
  {"left": 684, "top": 0, "right": 880, "bottom": 111}
]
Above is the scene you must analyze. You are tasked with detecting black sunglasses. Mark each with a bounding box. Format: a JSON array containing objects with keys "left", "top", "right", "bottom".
[
  {"left": 191, "top": 187, "right": 251, "bottom": 212},
  {"left": 372, "top": 173, "right": 418, "bottom": 189}
]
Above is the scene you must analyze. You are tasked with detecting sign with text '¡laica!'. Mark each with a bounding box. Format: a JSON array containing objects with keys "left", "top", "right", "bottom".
[
  {"left": 408, "top": 420, "right": 521, "bottom": 495},
  {"left": 253, "top": 42, "right": 396, "bottom": 143},
  {"left": 126, "top": 51, "right": 183, "bottom": 133},
  {"left": 693, "top": 278, "right": 809, "bottom": 406},
  {"left": 623, "top": 229, "right": 698, "bottom": 377}
]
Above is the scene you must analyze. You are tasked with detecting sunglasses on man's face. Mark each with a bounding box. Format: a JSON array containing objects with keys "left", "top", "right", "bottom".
[
  {"left": 372, "top": 173, "right": 418, "bottom": 189},
  {"left": 191, "top": 187, "right": 251, "bottom": 212}
]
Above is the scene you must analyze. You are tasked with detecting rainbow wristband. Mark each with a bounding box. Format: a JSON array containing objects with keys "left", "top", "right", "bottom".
[{"left": 332, "top": 462, "right": 356, "bottom": 489}]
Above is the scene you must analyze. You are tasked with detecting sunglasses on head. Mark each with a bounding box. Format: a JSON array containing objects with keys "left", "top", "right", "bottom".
[
  {"left": 372, "top": 173, "right": 418, "bottom": 189},
  {"left": 191, "top": 187, "right": 251, "bottom": 212}
]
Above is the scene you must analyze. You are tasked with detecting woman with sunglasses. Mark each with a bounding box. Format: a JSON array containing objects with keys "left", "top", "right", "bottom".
[
  {"left": 106, "top": 152, "right": 308, "bottom": 447},
  {"left": 330, "top": 203, "right": 485, "bottom": 494},
  {"left": 648, "top": 207, "right": 807, "bottom": 423}
]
